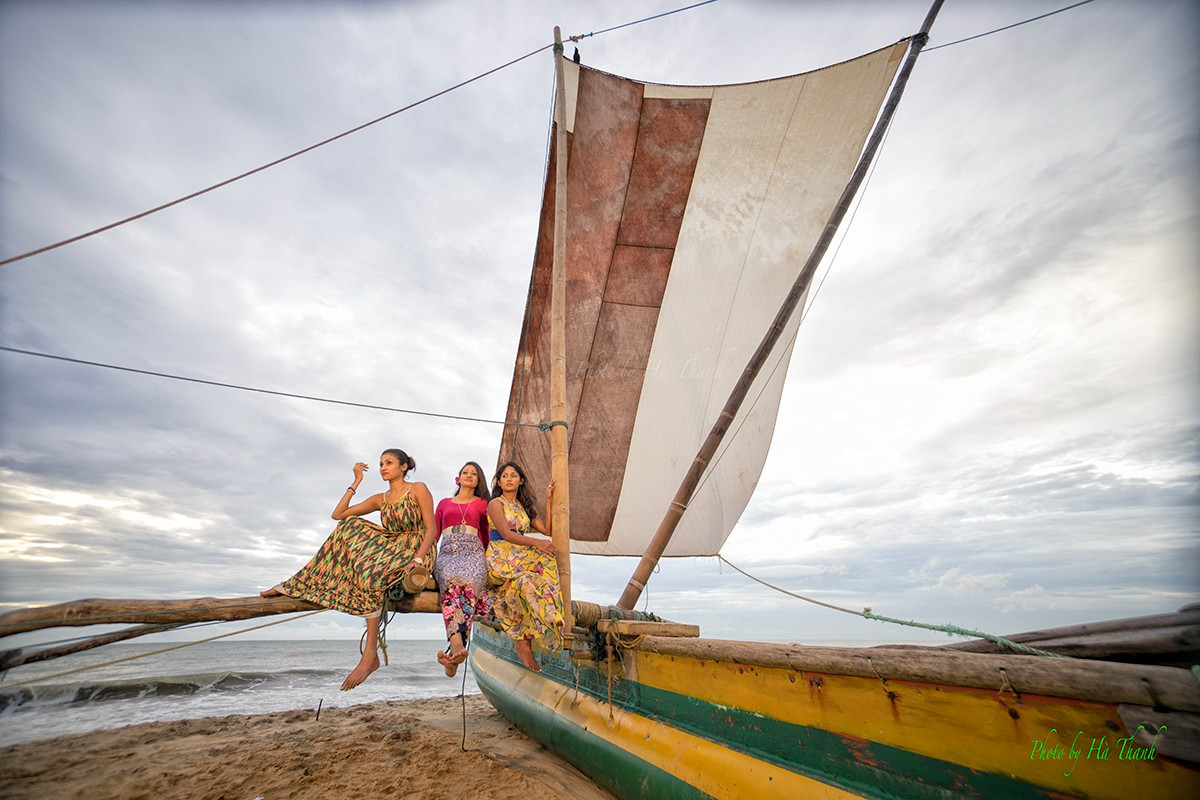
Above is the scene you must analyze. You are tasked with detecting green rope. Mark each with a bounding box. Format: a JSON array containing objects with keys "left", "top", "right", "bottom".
[
  {"left": 717, "top": 556, "right": 1065, "bottom": 659},
  {"left": 537, "top": 420, "right": 568, "bottom": 431}
]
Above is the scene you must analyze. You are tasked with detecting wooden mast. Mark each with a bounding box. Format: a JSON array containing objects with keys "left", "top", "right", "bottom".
[
  {"left": 616, "top": 0, "right": 945, "bottom": 610},
  {"left": 549, "top": 26, "right": 573, "bottom": 639}
]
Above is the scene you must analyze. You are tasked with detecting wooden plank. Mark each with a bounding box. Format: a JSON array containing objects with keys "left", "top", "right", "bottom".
[
  {"left": 1118, "top": 704, "right": 1200, "bottom": 765},
  {"left": 636, "top": 636, "right": 1200, "bottom": 713},
  {"left": 946, "top": 606, "right": 1200, "bottom": 652},
  {"left": 597, "top": 619, "right": 699, "bottom": 638}
]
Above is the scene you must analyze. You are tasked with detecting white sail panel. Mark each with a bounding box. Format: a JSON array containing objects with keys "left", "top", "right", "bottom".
[{"left": 572, "top": 43, "right": 906, "bottom": 555}]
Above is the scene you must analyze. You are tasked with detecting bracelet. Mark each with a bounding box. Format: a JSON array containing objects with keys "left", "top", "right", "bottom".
[{"left": 346, "top": 486, "right": 356, "bottom": 494}]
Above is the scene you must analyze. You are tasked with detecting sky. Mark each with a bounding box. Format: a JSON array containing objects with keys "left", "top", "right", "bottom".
[{"left": 1, "top": 0, "right": 1197, "bottom": 649}]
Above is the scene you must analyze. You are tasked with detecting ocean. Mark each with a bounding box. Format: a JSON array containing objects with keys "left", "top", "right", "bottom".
[
  {"left": 0, "top": 636, "right": 905, "bottom": 750},
  {"left": 0, "top": 639, "right": 476, "bottom": 749}
]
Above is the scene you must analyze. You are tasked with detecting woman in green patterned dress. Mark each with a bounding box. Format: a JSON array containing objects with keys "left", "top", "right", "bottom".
[
  {"left": 485, "top": 461, "right": 561, "bottom": 673},
  {"left": 261, "top": 448, "right": 437, "bottom": 690}
]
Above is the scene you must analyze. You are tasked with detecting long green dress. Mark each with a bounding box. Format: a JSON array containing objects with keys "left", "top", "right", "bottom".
[{"left": 278, "top": 491, "right": 432, "bottom": 617}]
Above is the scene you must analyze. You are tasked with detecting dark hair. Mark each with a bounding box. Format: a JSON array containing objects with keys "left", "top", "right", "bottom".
[
  {"left": 492, "top": 460, "right": 537, "bottom": 520},
  {"left": 381, "top": 448, "right": 416, "bottom": 474},
  {"left": 457, "top": 461, "right": 491, "bottom": 502}
]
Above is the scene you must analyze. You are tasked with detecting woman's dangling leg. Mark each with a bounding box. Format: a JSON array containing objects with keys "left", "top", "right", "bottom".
[{"left": 342, "top": 614, "right": 381, "bottom": 690}]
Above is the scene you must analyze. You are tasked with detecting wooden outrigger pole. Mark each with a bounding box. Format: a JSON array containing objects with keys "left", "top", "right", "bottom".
[
  {"left": 549, "top": 26, "right": 574, "bottom": 639},
  {"left": 616, "top": 0, "right": 946, "bottom": 610}
]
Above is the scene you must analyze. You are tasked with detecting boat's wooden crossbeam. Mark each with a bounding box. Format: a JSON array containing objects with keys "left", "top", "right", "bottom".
[
  {"left": 596, "top": 619, "right": 699, "bottom": 638},
  {"left": 635, "top": 636, "right": 1200, "bottom": 714},
  {"left": 0, "top": 592, "right": 442, "bottom": 637}
]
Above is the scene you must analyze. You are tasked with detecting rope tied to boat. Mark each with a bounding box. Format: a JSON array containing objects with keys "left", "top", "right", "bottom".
[{"left": 717, "top": 555, "right": 1066, "bottom": 659}]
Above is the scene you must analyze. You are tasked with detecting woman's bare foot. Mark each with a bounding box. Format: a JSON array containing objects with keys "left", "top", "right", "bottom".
[
  {"left": 437, "top": 648, "right": 468, "bottom": 677},
  {"left": 259, "top": 587, "right": 284, "bottom": 598},
  {"left": 514, "top": 638, "right": 540, "bottom": 673},
  {"left": 341, "top": 649, "right": 380, "bottom": 690}
]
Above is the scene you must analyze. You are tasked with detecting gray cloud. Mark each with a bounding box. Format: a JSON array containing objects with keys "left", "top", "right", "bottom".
[{"left": 1, "top": 1, "right": 1197, "bottom": 648}]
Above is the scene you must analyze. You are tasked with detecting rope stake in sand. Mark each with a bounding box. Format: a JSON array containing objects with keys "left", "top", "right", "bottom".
[{"left": 2, "top": 610, "right": 327, "bottom": 687}]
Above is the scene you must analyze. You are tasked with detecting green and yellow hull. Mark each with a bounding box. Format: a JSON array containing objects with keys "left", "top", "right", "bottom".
[{"left": 470, "top": 624, "right": 1200, "bottom": 799}]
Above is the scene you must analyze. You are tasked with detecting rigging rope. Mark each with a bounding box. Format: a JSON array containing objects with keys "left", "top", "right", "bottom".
[
  {"left": 717, "top": 555, "right": 1065, "bottom": 658},
  {"left": 0, "top": 345, "right": 563, "bottom": 431},
  {"left": 0, "top": 610, "right": 326, "bottom": 687},
  {"left": 925, "top": 0, "right": 1096, "bottom": 52},
  {"left": 0, "top": 0, "right": 722, "bottom": 269}
]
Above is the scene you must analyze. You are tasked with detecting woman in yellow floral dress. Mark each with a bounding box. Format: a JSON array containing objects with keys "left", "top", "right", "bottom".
[
  {"left": 261, "top": 448, "right": 436, "bottom": 690},
  {"left": 485, "top": 461, "right": 561, "bottom": 672}
]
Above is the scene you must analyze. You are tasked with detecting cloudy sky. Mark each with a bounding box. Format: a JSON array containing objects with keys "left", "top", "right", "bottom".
[{"left": 1, "top": 0, "right": 1196, "bottom": 649}]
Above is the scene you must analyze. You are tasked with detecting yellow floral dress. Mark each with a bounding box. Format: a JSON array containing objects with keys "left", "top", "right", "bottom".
[
  {"left": 278, "top": 491, "right": 433, "bottom": 617},
  {"left": 485, "top": 497, "right": 563, "bottom": 648}
]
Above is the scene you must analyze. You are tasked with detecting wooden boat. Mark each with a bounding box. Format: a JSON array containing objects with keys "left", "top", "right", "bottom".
[
  {"left": 464, "top": 5, "right": 1200, "bottom": 798},
  {"left": 2, "top": 4, "right": 1197, "bottom": 798}
]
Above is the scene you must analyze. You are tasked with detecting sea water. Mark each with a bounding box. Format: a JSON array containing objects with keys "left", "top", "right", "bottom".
[{"left": 0, "top": 639, "right": 475, "bottom": 748}]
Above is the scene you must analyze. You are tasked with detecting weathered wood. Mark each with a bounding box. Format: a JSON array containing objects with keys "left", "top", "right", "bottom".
[
  {"left": 945, "top": 606, "right": 1200, "bottom": 654},
  {"left": 0, "top": 592, "right": 441, "bottom": 636},
  {"left": 550, "top": 25, "right": 574, "bottom": 640},
  {"left": 1118, "top": 704, "right": 1200, "bottom": 765},
  {"left": 634, "top": 636, "right": 1200, "bottom": 713},
  {"left": 597, "top": 619, "right": 700, "bottom": 638},
  {"left": 0, "top": 622, "right": 186, "bottom": 669}
]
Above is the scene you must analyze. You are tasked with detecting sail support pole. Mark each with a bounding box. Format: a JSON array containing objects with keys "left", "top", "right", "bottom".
[
  {"left": 616, "top": 0, "right": 945, "bottom": 610},
  {"left": 550, "top": 26, "right": 574, "bottom": 640}
]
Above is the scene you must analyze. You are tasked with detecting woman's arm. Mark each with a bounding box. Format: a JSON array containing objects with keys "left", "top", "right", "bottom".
[
  {"left": 531, "top": 479, "right": 557, "bottom": 537},
  {"left": 489, "top": 498, "right": 555, "bottom": 554},
  {"left": 332, "top": 462, "right": 383, "bottom": 520},
  {"left": 412, "top": 482, "right": 437, "bottom": 563}
]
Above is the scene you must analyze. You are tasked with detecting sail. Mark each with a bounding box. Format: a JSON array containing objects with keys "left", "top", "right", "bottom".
[{"left": 501, "top": 41, "right": 909, "bottom": 556}]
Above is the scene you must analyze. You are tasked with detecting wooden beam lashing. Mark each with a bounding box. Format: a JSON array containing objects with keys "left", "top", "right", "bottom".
[{"left": 596, "top": 619, "right": 700, "bottom": 638}]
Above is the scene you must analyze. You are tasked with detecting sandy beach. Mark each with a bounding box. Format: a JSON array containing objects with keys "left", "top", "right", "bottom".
[{"left": 0, "top": 694, "right": 614, "bottom": 800}]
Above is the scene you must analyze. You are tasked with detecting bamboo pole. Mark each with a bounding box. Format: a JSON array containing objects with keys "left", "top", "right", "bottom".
[
  {"left": 550, "top": 26, "right": 574, "bottom": 642},
  {"left": 616, "top": 0, "right": 945, "bottom": 610}
]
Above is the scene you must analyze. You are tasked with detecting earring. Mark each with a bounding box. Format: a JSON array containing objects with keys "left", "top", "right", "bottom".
[{"left": 455, "top": 477, "right": 461, "bottom": 485}]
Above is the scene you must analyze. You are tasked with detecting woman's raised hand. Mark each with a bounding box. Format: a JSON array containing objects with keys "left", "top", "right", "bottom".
[{"left": 352, "top": 462, "right": 368, "bottom": 482}]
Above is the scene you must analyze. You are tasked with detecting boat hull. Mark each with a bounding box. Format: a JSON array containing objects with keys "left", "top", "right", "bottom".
[{"left": 471, "top": 625, "right": 1199, "bottom": 799}]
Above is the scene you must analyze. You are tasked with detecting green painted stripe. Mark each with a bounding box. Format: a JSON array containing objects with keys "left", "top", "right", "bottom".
[
  {"left": 474, "top": 630, "right": 1062, "bottom": 800},
  {"left": 472, "top": 634, "right": 715, "bottom": 799}
]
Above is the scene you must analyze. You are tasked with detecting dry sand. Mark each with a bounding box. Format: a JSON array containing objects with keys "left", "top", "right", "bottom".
[{"left": 0, "top": 694, "right": 615, "bottom": 800}]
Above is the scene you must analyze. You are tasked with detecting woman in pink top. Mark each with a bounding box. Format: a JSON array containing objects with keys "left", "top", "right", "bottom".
[{"left": 432, "top": 461, "right": 492, "bottom": 676}]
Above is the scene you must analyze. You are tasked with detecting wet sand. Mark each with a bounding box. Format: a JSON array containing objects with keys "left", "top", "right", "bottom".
[{"left": 0, "top": 694, "right": 614, "bottom": 800}]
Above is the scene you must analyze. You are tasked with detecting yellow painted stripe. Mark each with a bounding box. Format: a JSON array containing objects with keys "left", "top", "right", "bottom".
[
  {"left": 634, "top": 650, "right": 1199, "bottom": 800},
  {"left": 473, "top": 646, "right": 866, "bottom": 800}
]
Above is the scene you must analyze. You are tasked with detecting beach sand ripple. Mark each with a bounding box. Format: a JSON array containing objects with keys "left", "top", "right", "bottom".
[{"left": 0, "top": 694, "right": 614, "bottom": 800}]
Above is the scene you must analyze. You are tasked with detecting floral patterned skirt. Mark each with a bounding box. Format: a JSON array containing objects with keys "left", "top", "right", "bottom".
[
  {"left": 485, "top": 539, "right": 563, "bottom": 648},
  {"left": 434, "top": 529, "right": 491, "bottom": 642},
  {"left": 277, "top": 516, "right": 431, "bottom": 617}
]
